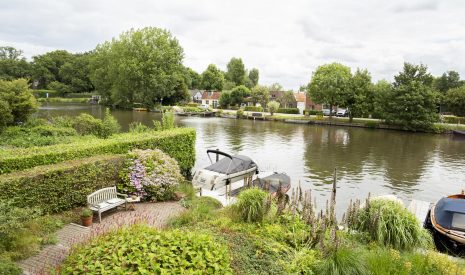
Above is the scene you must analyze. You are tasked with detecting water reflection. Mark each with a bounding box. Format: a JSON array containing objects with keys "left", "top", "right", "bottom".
[{"left": 38, "top": 103, "right": 465, "bottom": 212}]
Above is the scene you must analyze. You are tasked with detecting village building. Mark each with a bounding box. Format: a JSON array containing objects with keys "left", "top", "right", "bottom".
[{"left": 201, "top": 91, "right": 221, "bottom": 108}]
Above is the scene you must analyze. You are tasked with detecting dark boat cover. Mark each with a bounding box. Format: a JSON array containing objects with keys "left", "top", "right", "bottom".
[
  {"left": 434, "top": 197, "right": 465, "bottom": 231},
  {"left": 252, "top": 173, "right": 291, "bottom": 193},
  {"left": 204, "top": 155, "right": 257, "bottom": 174}
]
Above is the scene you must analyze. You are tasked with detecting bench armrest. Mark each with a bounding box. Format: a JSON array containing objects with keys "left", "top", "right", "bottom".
[{"left": 117, "top": 193, "right": 128, "bottom": 198}]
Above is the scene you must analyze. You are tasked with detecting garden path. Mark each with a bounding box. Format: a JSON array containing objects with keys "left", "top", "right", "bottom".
[{"left": 18, "top": 202, "right": 184, "bottom": 275}]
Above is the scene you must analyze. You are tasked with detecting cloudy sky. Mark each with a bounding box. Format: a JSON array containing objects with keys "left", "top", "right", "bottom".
[{"left": 1, "top": 0, "right": 464, "bottom": 89}]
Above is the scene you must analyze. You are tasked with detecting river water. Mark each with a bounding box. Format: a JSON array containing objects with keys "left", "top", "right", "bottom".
[{"left": 39, "top": 103, "right": 465, "bottom": 213}]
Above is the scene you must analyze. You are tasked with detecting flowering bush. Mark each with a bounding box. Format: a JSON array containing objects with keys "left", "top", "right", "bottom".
[{"left": 119, "top": 149, "right": 183, "bottom": 201}]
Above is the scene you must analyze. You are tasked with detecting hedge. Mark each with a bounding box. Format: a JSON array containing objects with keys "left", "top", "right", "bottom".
[
  {"left": 0, "top": 128, "right": 196, "bottom": 176},
  {"left": 244, "top": 106, "right": 263, "bottom": 112},
  {"left": 32, "top": 89, "right": 60, "bottom": 98},
  {"left": 443, "top": 116, "right": 465, "bottom": 124},
  {"left": 304, "top": 109, "right": 323, "bottom": 116},
  {"left": 277, "top": 108, "right": 300, "bottom": 114},
  {"left": 0, "top": 155, "right": 125, "bottom": 213}
]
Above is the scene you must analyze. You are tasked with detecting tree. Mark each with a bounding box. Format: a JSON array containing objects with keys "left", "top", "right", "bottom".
[
  {"left": 279, "top": 91, "right": 295, "bottom": 108},
  {"left": 230, "top": 85, "right": 250, "bottom": 106},
  {"left": 445, "top": 86, "right": 465, "bottom": 117},
  {"left": 250, "top": 85, "right": 269, "bottom": 107},
  {"left": 307, "top": 63, "right": 352, "bottom": 118},
  {"left": 0, "top": 46, "right": 31, "bottom": 80},
  {"left": 226, "top": 57, "right": 246, "bottom": 86},
  {"left": 0, "top": 79, "right": 38, "bottom": 127},
  {"left": 269, "top": 83, "right": 283, "bottom": 91},
  {"left": 223, "top": 80, "right": 236, "bottom": 91},
  {"left": 58, "top": 53, "right": 94, "bottom": 93},
  {"left": 248, "top": 68, "right": 259, "bottom": 87},
  {"left": 32, "top": 50, "right": 73, "bottom": 88},
  {"left": 184, "top": 67, "right": 202, "bottom": 90},
  {"left": 434, "top": 71, "right": 462, "bottom": 94},
  {"left": 372, "top": 80, "right": 391, "bottom": 119},
  {"left": 382, "top": 63, "right": 439, "bottom": 130},
  {"left": 89, "top": 27, "right": 185, "bottom": 107},
  {"left": 267, "top": 101, "right": 280, "bottom": 116},
  {"left": 201, "top": 64, "right": 224, "bottom": 91},
  {"left": 219, "top": 91, "right": 232, "bottom": 108},
  {"left": 345, "top": 68, "right": 373, "bottom": 121}
]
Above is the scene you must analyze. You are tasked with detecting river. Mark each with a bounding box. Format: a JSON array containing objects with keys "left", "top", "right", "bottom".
[{"left": 39, "top": 103, "right": 465, "bottom": 213}]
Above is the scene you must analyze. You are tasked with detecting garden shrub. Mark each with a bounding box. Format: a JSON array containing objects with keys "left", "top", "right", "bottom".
[
  {"left": 119, "top": 149, "right": 183, "bottom": 201},
  {"left": 61, "top": 225, "right": 232, "bottom": 274},
  {"left": 100, "top": 108, "right": 120, "bottom": 138},
  {"left": 0, "top": 125, "right": 78, "bottom": 148},
  {"left": 0, "top": 127, "right": 196, "bottom": 175},
  {"left": 443, "top": 115, "right": 465, "bottom": 124},
  {"left": 182, "top": 106, "right": 204, "bottom": 113},
  {"left": 277, "top": 108, "right": 300, "bottom": 114},
  {"left": 317, "top": 247, "right": 367, "bottom": 275},
  {"left": 244, "top": 106, "right": 263, "bottom": 112},
  {"left": 0, "top": 256, "right": 21, "bottom": 275},
  {"left": 170, "top": 196, "right": 223, "bottom": 227},
  {"left": 0, "top": 155, "right": 125, "bottom": 213},
  {"left": 72, "top": 113, "right": 104, "bottom": 136},
  {"left": 304, "top": 109, "right": 323, "bottom": 116},
  {"left": 235, "top": 188, "right": 269, "bottom": 223},
  {"left": 128, "top": 122, "right": 150, "bottom": 133},
  {"left": 32, "top": 89, "right": 60, "bottom": 98},
  {"left": 186, "top": 102, "right": 199, "bottom": 107},
  {"left": 347, "top": 198, "right": 431, "bottom": 250},
  {"left": 236, "top": 109, "right": 244, "bottom": 118}
]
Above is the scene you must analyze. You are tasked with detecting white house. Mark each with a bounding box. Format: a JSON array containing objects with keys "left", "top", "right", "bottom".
[
  {"left": 189, "top": 90, "right": 203, "bottom": 103},
  {"left": 201, "top": 91, "right": 221, "bottom": 108},
  {"left": 294, "top": 92, "right": 306, "bottom": 114}
]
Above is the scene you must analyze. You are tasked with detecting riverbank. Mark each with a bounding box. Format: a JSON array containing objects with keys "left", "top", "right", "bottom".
[{"left": 217, "top": 109, "right": 465, "bottom": 134}]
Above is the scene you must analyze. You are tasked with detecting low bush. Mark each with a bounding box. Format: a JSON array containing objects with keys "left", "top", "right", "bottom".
[
  {"left": 0, "top": 155, "right": 125, "bottom": 213},
  {"left": 234, "top": 188, "right": 269, "bottom": 223},
  {"left": 443, "top": 115, "right": 465, "bottom": 124},
  {"left": 304, "top": 109, "right": 323, "bottom": 116},
  {"left": 63, "top": 93, "right": 96, "bottom": 98},
  {"left": 186, "top": 102, "right": 199, "bottom": 107},
  {"left": 244, "top": 106, "right": 263, "bottom": 112},
  {"left": 61, "top": 225, "right": 232, "bottom": 274},
  {"left": 37, "top": 98, "right": 89, "bottom": 103},
  {"left": 317, "top": 247, "right": 367, "bottom": 275},
  {"left": 346, "top": 198, "right": 431, "bottom": 250},
  {"left": 72, "top": 113, "right": 104, "bottom": 136},
  {"left": 236, "top": 109, "right": 244, "bottom": 118},
  {"left": 170, "top": 196, "right": 222, "bottom": 227},
  {"left": 0, "top": 127, "right": 196, "bottom": 175},
  {"left": 0, "top": 125, "right": 78, "bottom": 148},
  {"left": 119, "top": 149, "right": 183, "bottom": 201},
  {"left": 182, "top": 106, "right": 204, "bottom": 113},
  {"left": 0, "top": 257, "right": 21, "bottom": 275},
  {"left": 128, "top": 122, "right": 150, "bottom": 133},
  {"left": 277, "top": 108, "right": 300, "bottom": 114},
  {"left": 32, "top": 89, "right": 60, "bottom": 98}
]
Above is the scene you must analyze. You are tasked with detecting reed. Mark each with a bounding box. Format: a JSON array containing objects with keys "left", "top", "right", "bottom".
[{"left": 235, "top": 188, "right": 269, "bottom": 223}]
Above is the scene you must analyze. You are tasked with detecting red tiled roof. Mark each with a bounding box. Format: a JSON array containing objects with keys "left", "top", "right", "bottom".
[
  {"left": 294, "top": 92, "right": 306, "bottom": 102},
  {"left": 202, "top": 91, "right": 221, "bottom": 100}
]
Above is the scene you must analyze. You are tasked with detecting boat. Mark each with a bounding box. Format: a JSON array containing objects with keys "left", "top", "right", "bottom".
[
  {"left": 424, "top": 192, "right": 465, "bottom": 255},
  {"left": 452, "top": 130, "right": 465, "bottom": 138},
  {"left": 229, "top": 172, "right": 291, "bottom": 198},
  {"left": 192, "top": 149, "right": 258, "bottom": 192}
]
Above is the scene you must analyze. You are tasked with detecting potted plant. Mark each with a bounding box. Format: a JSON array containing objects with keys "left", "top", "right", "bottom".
[{"left": 81, "top": 208, "right": 93, "bottom": 227}]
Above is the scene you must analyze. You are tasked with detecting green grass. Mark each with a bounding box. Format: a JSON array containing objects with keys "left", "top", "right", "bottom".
[{"left": 37, "top": 98, "right": 90, "bottom": 103}]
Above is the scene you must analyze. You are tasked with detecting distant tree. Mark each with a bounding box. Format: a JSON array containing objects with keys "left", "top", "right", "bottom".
[
  {"left": 0, "top": 79, "right": 37, "bottom": 127},
  {"left": 382, "top": 63, "right": 439, "bottom": 130},
  {"left": 434, "top": 71, "right": 462, "bottom": 94},
  {"left": 219, "top": 91, "right": 232, "bottom": 108},
  {"left": 445, "top": 86, "right": 465, "bottom": 117},
  {"left": 279, "top": 91, "right": 295, "bottom": 108},
  {"left": 298, "top": 85, "right": 307, "bottom": 92},
  {"left": 58, "top": 53, "right": 94, "bottom": 93},
  {"left": 345, "top": 68, "right": 373, "bottom": 121},
  {"left": 230, "top": 85, "right": 250, "bottom": 106},
  {"left": 89, "top": 27, "right": 185, "bottom": 107},
  {"left": 269, "top": 82, "right": 283, "bottom": 91},
  {"left": 47, "top": 81, "right": 72, "bottom": 95},
  {"left": 32, "top": 50, "right": 73, "bottom": 88},
  {"left": 184, "top": 67, "right": 202, "bottom": 90},
  {"left": 0, "top": 46, "right": 31, "bottom": 80},
  {"left": 201, "top": 64, "right": 224, "bottom": 91},
  {"left": 248, "top": 68, "right": 259, "bottom": 87},
  {"left": 244, "top": 76, "right": 254, "bottom": 89},
  {"left": 226, "top": 57, "right": 246, "bottom": 86},
  {"left": 372, "top": 80, "right": 391, "bottom": 119},
  {"left": 223, "top": 80, "right": 236, "bottom": 91},
  {"left": 250, "top": 85, "right": 269, "bottom": 107},
  {"left": 267, "top": 100, "right": 280, "bottom": 116},
  {"left": 307, "top": 63, "right": 352, "bottom": 118}
]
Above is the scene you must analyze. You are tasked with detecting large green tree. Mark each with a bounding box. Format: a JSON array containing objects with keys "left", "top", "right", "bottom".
[
  {"left": 226, "top": 57, "right": 246, "bottom": 86},
  {"left": 250, "top": 85, "right": 269, "bottom": 107},
  {"left": 58, "top": 53, "right": 94, "bottom": 93},
  {"left": 248, "top": 68, "right": 259, "bottom": 87},
  {"left": 0, "top": 46, "right": 31, "bottom": 80},
  {"left": 382, "top": 63, "right": 439, "bottom": 130},
  {"left": 269, "top": 83, "right": 283, "bottom": 91},
  {"left": 345, "top": 68, "right": 373, "bottom": 121},
  {"left": 219, "top": 91, "right": 232, "bottom": 108},
  {"left": 307, "top": 63, "right": 352, "bottom": 118},
  {"left": 279, "top": 91, "right": 295, "bottom": 108},
  {"left": 201, "top": 64, "right": 224, "bottom": 91},
  {"left": 184, "top": 67, "right": 202, "bottom": 90},
  {"left": 32, "top": 50, "right": 73, "bottom": 88},
  {"left": 230, "top": 85, "right": 250, "bottom": 106},
  {"left": 445, "top": 86, "right": 465, "bottom": 117},
  {"left": 372, "top": 80, "right": 391, "bottom": 119},
  {"left": 434, "top": 71, "right": 462, "bottom": 94},
  {"left": 89, "top": 27, "right": 185, "bottom": 107},
  {"left": 0, "top": 79, "right": 37, "bottom": 128}
]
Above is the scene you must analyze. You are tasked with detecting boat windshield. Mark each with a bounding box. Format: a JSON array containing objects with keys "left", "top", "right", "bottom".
[{"left": 452, "top": 213, "right": 465, "bottom": 231}]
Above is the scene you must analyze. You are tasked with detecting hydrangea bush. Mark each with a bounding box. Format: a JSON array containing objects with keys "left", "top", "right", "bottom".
[{"left": 119, "top": 149, "right": 183, "bottom": 201}]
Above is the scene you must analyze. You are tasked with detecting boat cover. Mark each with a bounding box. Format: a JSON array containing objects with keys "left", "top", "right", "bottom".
[
  {"left": 434, "top": 197, "right": 465, "bottom": 230},
  {"left": 204, "top": 155, "right": 257, "bottom": 174},
  {"left": 252, "top": 173, "right": 291, "bottom": 193}
]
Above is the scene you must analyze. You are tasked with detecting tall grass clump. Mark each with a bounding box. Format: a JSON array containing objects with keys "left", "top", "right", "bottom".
[
  {"left": 169, "top": 196, "right": 222, "bottom": 227},
  {"left": 317, "top": 247, "right": 367, "bottom": 275},
  {"left": 235, "top": 188, "right": 269, "bottom": 223},
  {"left": 345, "top": 198, "right": 431, "bottom": 250}
]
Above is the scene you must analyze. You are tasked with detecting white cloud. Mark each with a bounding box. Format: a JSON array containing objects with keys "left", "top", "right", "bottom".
[{"left": 1, "top": 0, "right": 464, "bottom": 89}]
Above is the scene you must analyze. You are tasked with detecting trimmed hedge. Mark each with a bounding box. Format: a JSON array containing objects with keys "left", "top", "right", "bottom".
[
  {"left": 0, "top": 128, "right": 196, "bottom": 176},
  {"left": 0, "top": 155, "right": 125, "bottom": 213},
  {"left": 304, "top": 109, "right": 323, "bottom": 116},
  {"left": 277, "top": 108, "right": 300, "bottom": 114},
  {"left": 32, "top": 89, "right": 60, "bottom": 98},
  {"left": 244, "top": 106, "right": 263, "bottom": 112},
  {"left": 443, "top": 116, "right": 465, "bottom": 124}
]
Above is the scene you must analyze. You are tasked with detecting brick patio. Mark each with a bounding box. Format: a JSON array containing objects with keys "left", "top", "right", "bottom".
[{"left": 18, "top": 202, "right": 185, "bottom": 275}]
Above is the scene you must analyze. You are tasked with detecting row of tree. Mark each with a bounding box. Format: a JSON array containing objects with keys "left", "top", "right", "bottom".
[{"left": 308, "top": 62, "right": 465, "bottom": 130}]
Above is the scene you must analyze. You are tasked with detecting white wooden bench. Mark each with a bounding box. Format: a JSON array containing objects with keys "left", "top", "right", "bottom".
[{"left": 87, "top": 187, "right": 128, "bottom": 223}]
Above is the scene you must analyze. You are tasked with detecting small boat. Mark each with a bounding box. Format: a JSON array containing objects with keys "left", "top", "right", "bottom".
[
  {"left": 229, "top": 172, "right": 291, "bottom": 198},
  {"left": 452, "top": 130, "right": 465, "bottom": 138},
  {"left": 192, "top": 150, "right": 258, "bottom": 192},
  {"left": 424, "top": 192, "right": 465, "bottom": 255}
]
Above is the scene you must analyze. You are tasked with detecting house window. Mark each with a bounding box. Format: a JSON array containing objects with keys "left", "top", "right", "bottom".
[{"left": 206, "top": 100, "right": 209, "bottom": 104}]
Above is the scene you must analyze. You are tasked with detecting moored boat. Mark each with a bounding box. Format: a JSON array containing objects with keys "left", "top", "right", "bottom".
[{"left": 452, "top": 130, "right": 465, "bottom": 138}]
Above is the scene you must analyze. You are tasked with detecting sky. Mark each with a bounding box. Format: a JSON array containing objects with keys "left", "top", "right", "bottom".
[{"left": 1, "top": 0, "right": 464, "bottom": 90}]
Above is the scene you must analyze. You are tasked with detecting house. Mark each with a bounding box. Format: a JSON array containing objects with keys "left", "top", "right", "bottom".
[
  {"left": 269, "top": 91, "right": 284, "bottom": 102},
  {"left": 269, "top": 91, "right": 297, "bottom": 108},
  {"left": 305, "top": 93, "right": 323, "bottom": 111},
  {"left": 201, "top": 91, "right": 221, "bottom": 108},
  {"left": 189, "top": 90, "right": 203, "bottom": 103},
  {"left": 294, "top": 92, "right": 306, "bottom": 114}
]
